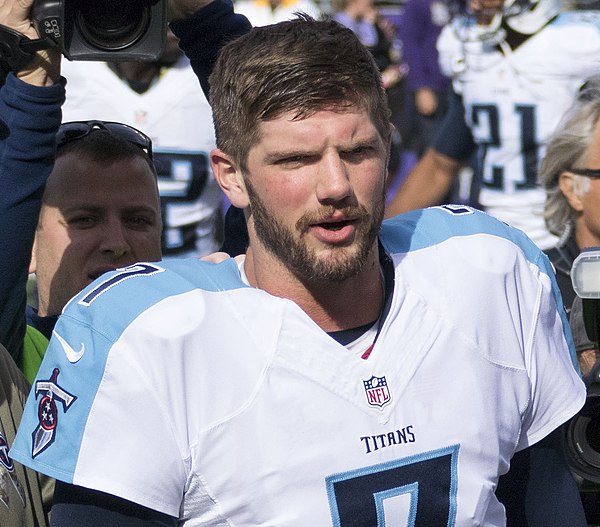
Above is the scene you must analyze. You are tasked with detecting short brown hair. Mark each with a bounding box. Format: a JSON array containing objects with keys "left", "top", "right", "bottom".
[
  {"left": 56, "top": 129, "right": 157, "bottom": 177},
  {"left": 208, "top": 15, "right": 391, "bottom": 171}
]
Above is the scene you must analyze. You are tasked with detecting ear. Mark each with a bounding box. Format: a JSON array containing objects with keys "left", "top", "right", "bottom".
[
  {"left": 210, "top": 148, "right": 250, "bottom": 209},
  {"left": 559, "top": 171, "right": 584, "bottom": 212},
  {"left": 29, "top": 235, "right": 38, "bottom": 274}
]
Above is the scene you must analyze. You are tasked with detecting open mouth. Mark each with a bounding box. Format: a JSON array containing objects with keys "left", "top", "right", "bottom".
[{"left": 316, "top": 219, "right": 353, "bottom": 231}]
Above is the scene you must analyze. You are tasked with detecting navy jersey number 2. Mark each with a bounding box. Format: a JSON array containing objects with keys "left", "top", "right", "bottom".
[{"left": 470, "top": 103, "right": 539, "bottom": 192}]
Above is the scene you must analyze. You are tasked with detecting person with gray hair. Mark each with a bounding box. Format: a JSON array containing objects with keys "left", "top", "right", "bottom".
[
  {"left": 541, "top": 77, "right": 600, "bottom": 318},
  {"left": 539, "top": 77, "right": 600, "bottom": 527}
]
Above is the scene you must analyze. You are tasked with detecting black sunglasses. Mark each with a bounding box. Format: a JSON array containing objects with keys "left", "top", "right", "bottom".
[
  {"left": 56, "top": 120, "right": 153, "bottom": 160},
  {"left": 570, "top": 168, "right": 600, "bottom": 179}
]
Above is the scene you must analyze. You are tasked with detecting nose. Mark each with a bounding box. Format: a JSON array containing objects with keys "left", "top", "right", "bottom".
[
  {"left": 316, "top": 152, "right": 353, "bottom": 204},
  {"left": 100, "top": 218, "right": 132, "bottom": 260}
]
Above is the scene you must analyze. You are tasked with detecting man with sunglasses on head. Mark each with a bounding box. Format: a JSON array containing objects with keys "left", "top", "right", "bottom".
[
  {"left": 0, "top": 21, "right": 163, "bottom": 383},
  {"left": 0, "top": 6, "right": 162, "bottom": 523},
  {"left": 0, "top": 0, "right": 251, "bottom": 383}
]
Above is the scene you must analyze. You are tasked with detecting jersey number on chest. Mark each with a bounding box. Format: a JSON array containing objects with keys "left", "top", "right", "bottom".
[
  {"left": 470, "top": 103, "right": 539, "bottom": 192},
  {"left": 327, "top": 445, "right": 459, "bottom": 526}
]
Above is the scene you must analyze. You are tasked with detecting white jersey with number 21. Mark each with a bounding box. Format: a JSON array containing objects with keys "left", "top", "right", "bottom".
[{"left": 438, "top": 11, "right": 600, "bottom": 249}]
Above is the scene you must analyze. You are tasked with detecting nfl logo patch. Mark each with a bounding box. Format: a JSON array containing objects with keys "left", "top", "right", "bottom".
[{"left": 363, "top": 375, "right": 391, "bottom": 408}]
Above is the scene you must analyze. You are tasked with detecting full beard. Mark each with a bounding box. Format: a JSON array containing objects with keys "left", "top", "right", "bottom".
[{"left": 246, "top": 180, "right": 385, "bottom": 285}]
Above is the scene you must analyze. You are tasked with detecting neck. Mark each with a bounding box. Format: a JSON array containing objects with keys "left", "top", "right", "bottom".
[
  {"left": 110, "top": 62, "right": 163, "bottom": 93},
  {"left": 575, "top": 221, "right": 600, "bottom": 250},
  {"left": 269, "top": 0, "right": 282, "bottom": 11},
  {"left": 243, "top": 242, "right": 384, "bottom": 332}
]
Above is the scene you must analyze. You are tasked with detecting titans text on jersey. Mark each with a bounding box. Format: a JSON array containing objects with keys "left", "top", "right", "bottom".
[{"left": 360, "top": 425, "right": 416, "bottom": 454}]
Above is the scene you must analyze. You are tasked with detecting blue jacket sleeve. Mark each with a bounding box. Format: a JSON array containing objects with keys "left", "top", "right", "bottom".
[
  {"left": 432, "top": 89, "right": 475, "bottom": 162},
  {"left": 497, "top": 428, "right": 587, "bottom": 527},
  {"left": 50, "top": 482, "right": 177, "bottom": 527},
  {"left": 0, "top": 73, "right": 65, "bottom": 363},
  {"left": 170, "top": 0, "right": 252, "bottom": 101}
]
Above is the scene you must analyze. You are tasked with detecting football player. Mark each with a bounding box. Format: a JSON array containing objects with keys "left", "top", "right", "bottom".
[{"left": 386, "top": 0, "right": 600, "bottom": 251}]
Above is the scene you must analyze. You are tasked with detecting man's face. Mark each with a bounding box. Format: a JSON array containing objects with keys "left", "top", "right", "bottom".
[
  {"left": 242, "top": 107, "right": 388, "bottom": 285},
  {"left": 33, "top": 152, "right": 162, "bottom": 316},
  {"left": 468, "top": 0, "right": 504, "bottom": 24}
]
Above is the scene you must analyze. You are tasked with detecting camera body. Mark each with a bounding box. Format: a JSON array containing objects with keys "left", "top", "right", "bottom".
[
  {"left": 32, "top": 0, "right": 167, "bottom": 61},
  {"left": 564, "top": 248, "right": 600, "bottom": 485}
]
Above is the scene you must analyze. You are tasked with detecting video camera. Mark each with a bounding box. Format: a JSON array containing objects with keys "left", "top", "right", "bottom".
[
  {"left": 32, "top": 0, "right": 167, "bottom": 61},
  {"left": 563, "top": 247, "right": 600, "bottom": 487}
]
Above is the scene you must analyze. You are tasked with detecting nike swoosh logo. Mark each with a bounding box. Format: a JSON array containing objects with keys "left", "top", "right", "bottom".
[{"left": 53, "top": 332, "right": 85, "bottom": 363}]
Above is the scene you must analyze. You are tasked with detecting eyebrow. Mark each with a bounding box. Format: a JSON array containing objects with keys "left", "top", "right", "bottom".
[
  {"left": 61, "top": 205, "right": 159, "bottom": 216},
  {"left": 263, "top": 135, "right": 382, "bottom": 163}
]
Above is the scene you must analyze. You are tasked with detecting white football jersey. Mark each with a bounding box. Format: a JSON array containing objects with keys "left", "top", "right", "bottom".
[
  {"left": 437, "top": 11, "right": 600, "bottom": 250},
  {"left": 61, "top": 57, "right": 221, "bottom": 258},
  {"left": 11, "top": 206, "right": 584, "bottom": 526}
]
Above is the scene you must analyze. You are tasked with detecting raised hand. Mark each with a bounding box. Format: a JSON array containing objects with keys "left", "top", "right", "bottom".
[{"left": 0, "top": 0, "right": 60, "bottom": 85}]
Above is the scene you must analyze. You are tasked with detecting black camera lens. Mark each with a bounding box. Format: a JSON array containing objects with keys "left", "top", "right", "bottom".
[
  {"left": 564, "top": 392, "right": 600, "bottom": 484},
  {"left": 76, "top": 0, "right": 150, "bottom": 51},
  {"left": 587, "top": 417, "right": 600, "bottom": 452}
]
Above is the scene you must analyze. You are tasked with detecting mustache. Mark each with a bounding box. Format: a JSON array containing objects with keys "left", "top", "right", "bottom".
[{"left": 295, "top": 204, "right": 370, "bottom": 234}]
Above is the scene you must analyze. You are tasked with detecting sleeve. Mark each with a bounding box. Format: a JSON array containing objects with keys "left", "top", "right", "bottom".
[
  {"left": 517, "top": 249, "right": 586, "bottom": 451},
  {"left": 10, "top": 291, "right": 191, "bottom": 518},
  {"left": 432, "top": 89, "right": 475, "bottom": 162},
  {"left": 0, "top": 73, "right": 65, "bottom": 364},
  {"left": 170, "top": 0, "right": 252, "bottom": 100},
  {"left": 497, "top": 429, "right": 587, "bottom": 527},
  {"left": 436, "top": 21, "right": 461, "bottom": 79},
  {"left": 51, "top": 482, "right": 178, "bottom": 527}
]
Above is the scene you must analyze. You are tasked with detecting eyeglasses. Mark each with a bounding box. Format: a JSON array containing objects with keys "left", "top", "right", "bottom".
[
  {"left": 570, "top": 168, "right": 600, "bottom": 179},
  {"left": 56, "top": 120, "right": 153, "bottom": 160}
]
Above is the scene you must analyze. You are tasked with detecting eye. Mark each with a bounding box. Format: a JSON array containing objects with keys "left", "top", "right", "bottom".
[
  {"left": 274, "top": 154, "right": 318, "bottom": 168},
  {"left": 125, "top": 215, "right": 155, "bottom": 228},
  {"left": 343, "top": 145, "right": 375, "bottom": 162},
  {"left": 69, "top": 216, "right": 98, "bottom": 228}
]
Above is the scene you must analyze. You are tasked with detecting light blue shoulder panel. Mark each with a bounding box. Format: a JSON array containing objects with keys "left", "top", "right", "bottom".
[
  {"left": 10, "top": 257, "right": 246, "bottom": 482},
  {"left": 380, "top": 206, "right": 578, "bottom": 368}
]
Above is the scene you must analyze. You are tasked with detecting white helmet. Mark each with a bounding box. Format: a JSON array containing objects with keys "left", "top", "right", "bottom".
[
  {"left": 449, "top": 0, "right": 562, "bottom": 40},
  {"left": 503, "top": 0, "right": 562, "bottom": 34}
]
